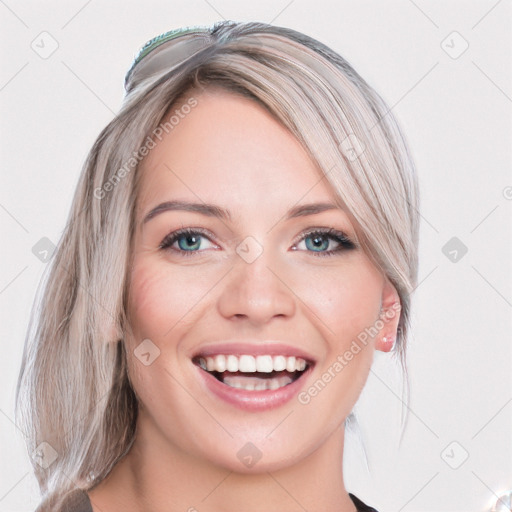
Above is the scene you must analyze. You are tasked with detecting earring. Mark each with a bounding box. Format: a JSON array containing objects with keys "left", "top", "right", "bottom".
[{"left": 381, "top": 335, "right": 395, "bottom": 352}]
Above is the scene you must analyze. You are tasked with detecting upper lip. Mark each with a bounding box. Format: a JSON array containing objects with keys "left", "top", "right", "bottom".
[{"left": 192, "top": 342, "right": 316, "bottom": 364}]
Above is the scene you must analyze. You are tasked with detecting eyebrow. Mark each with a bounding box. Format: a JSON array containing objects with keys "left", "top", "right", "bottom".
[{"left": 142, "top": 200, "right": 341, "bottom": 225}]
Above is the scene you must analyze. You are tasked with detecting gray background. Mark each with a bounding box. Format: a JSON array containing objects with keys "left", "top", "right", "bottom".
[{"left": 1, "top": 1, "right": 511, "bottom": 511}]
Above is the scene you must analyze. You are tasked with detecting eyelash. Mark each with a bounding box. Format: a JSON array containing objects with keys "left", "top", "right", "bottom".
[{"left": 159, "top": 227, "right": 356, "bottom": 258}]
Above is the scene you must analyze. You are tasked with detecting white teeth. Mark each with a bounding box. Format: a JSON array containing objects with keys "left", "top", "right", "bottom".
[
  {"left": 239, "top": 355, "right": 256, "bottom": 372},
  {"left": 272, "top": 355, "right": 287, "bottom": 372},
  {"left": 296, "top": 358, "right": 306, "bottom": 371},
  {"left": 226, "top": 355, "right": 238, "bottom": 372},
  {"left": 256, "top": 355, "right": 273, "bottom": 373},
  {"left": 223, "top": 374, "right": 294, "bottom": 390},
  {"left": 199, "top": 354, "right": 309, "bottom": 373},
  {"left": 214, "top": 355, "right": 226, "bottom": 372},
  {"left": 268, "top": 378, "right": 281, "bottom": 390},
  {"left": 206, "top": 357, "right": 215, "bottom": 372}
]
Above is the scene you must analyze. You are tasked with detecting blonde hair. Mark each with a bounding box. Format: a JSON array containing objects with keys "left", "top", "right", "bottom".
[{"left": 16, "top": 20, "right": 419, "bottom": 509}]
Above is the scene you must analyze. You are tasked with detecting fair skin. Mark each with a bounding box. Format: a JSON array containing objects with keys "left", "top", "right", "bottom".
[{"left": 88, "top": 87, "right": 400, "bottom": 512}]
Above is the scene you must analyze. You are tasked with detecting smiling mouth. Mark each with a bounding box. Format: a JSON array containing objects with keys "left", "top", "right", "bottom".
[{"left": 193, "top": 354, "right": 313, "bottom": 391}]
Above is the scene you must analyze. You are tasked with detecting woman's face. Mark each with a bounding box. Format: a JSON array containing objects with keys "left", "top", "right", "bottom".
[{"left": 126, "top": 87, "right": 399, "bottom": 473}]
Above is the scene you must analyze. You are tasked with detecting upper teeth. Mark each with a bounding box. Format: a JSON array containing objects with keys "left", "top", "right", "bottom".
[{"left": 199, "top": 355, "right": 307, "bottom": 373}]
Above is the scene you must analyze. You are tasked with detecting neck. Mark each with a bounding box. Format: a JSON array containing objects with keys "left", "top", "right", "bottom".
[{"left": 88, "top": 411, "right": 358, "bottom": 512}]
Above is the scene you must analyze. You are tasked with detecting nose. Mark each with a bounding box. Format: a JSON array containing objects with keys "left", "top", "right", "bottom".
[{"left": 216, "top": 250, "right": 296, "bottom": 326}]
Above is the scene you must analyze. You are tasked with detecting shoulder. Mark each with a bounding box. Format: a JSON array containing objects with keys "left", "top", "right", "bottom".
[{"left": 34, "top": 489, "right": 93, "bottom": 512}]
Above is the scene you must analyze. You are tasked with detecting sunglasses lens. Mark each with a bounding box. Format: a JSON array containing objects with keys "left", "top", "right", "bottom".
[{"left": 125, "top": 27, "right": 211, "bottom": 92}]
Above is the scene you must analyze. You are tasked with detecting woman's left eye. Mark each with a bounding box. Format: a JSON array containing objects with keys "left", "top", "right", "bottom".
[
  {"left": 159, "top": 227, "right": 356, "bottom": 257},
  {"left": 293, "top": 228, "right": 356, "bottom": 256}
]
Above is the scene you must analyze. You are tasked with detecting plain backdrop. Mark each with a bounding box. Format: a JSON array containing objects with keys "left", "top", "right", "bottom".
[{"left": 1, "top": 1, "right": 511, "bottom": 511}]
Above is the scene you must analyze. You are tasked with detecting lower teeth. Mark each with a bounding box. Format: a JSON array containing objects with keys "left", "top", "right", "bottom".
[{"left": 223, "top": 374, "right": 293, "bottom": 391}]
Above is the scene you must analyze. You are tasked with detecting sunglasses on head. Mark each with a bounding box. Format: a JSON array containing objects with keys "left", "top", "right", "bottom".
[{"left": 124, "top": 26, "right": 214, "bottom": 93}]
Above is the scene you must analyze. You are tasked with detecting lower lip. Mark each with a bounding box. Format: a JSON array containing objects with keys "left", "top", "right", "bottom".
[{"left": 195, "top": 365, "right": 313, "bottom": 411}]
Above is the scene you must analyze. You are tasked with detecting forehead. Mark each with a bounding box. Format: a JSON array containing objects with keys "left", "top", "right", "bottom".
[{"left": 135, "top": 88, "right": 339, "bottom": 215}]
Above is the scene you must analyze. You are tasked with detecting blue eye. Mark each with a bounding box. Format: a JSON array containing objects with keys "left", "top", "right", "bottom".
[
  {"left": 159, "top": 228, "right": 215, "bottom": 256},
  {"left": 294, "top": 228, "right": 356, "bottom": 256},
  {"left": 159, "top": 227, "right": 356, "bottom": 257}
]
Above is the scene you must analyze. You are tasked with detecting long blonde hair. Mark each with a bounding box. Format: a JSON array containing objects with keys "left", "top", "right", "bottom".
[{"left": 16, "top": 20, "right": 419, "bottom": 510}]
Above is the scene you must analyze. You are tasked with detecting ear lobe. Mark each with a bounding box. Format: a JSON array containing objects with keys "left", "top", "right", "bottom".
[
  {"left": 376, "top": 279, "right": 401, "bottom": 353},
  {"left": 107, "top": 322, "right": 120, "bottom": 342},
  {"left": 104, "top": 316, "right": 121, "bottom": 343},
  {"left": 377, "top": 335, "right": 396, "bottom": 352}
]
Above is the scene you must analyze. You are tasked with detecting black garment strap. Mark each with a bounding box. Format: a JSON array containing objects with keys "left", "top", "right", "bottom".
[{"left": 349, "top": 492, "right": 379, "bottom": 512}]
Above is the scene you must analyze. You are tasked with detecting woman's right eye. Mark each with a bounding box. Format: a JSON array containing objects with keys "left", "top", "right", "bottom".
[{"left": 159, "top": 228, "right": 216, "bottom": 256}]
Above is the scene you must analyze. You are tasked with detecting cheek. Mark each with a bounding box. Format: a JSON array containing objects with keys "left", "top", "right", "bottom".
[
  {"left": 292, "top": 259, "right": 383, "bottom": 339},
  {"left": 125, "top": 259, "right": 205, "bottom": 419},
  {"left": 291, "top": 262, "right": 383, "bottom": 424},
  {"left": 127, "top": 256, "right": 215, "bottom": 341}
]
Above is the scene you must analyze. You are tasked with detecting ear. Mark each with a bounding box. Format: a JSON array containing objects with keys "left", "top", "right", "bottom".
[
  {"left": 102, "top": 314, "right": 121, "bottom": 343},
  {"left": 375, "top": 278, "right": 401, "bottom": 353},
  {"left": 107, "top": 321, "right": 120, "bottom": 343}
]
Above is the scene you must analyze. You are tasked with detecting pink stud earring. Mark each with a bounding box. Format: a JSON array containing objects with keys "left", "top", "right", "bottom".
[{"left": 381, "top": 336, "right": 395, "bottom": 352}]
